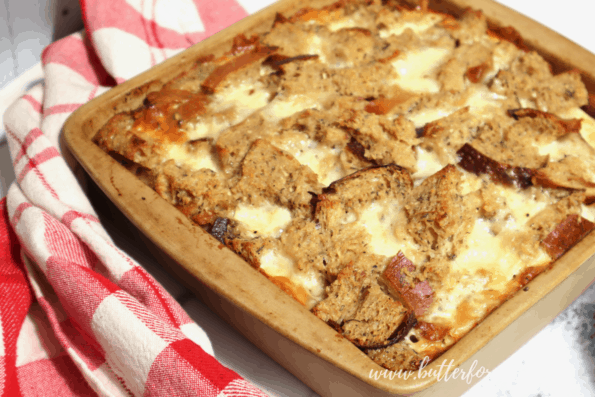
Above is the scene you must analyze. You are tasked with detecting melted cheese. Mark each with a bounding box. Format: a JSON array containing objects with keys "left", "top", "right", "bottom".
[
  {"left": 533, "top": 108, "right": 595, "bottom": 166},
  {"left": 453, "top": 219, "right": 535, "bottom": 278},
  {"left": 427, "top": 216, "right": 550, "bottom": 328},
  {"left": 408, "top": 106, "right": 456, "bottom": 128},
  {"left": 458, "top": 171, "right": 483, "bottom": 195},
  {"left": 497, "top": 186, "right": 548, "bottom": 227},
  {"left": 465, "top": 86, "right": 507, "bottom": 114},
  {"left": 424, "top": 271, "right": 490, "bottom": 324},
  {"left": 379, "top": 12, "right": 443, "bottom": 38},
  {"left": 358, "top": 199, "right": 421, "bottom": 262},
  {"left": 259, "top": 249, "right": 325, "bottom": 307},
  {"left": 260, "top": 249, "right": 293, "bottom": 278},
  {"left": 536, "top": 134, "right": 593, "bottom": 163},
  {"left": 185, "top": 82, "right": 270, "bottom": 141},
  {"left": 407, "top": 86, "right": 506, "bottom": 128},
  {"left": 328, "top": 11, "right": 366, "bottom": 32},
  {"left": 213, "top": 81, "right": 270, "bottom": 115},
  {"left": 391, "top": 47, "right": 451, "bottom": 93},
  {"left": 562, "top": 107, "right": 595, "bottom": 150},
  {"left": 306, "top": 35, "right": 327, "bottom": 64},
  {"left": 412, "top": 146, "right": 444, "bottom": 181},
  {"left": 582, "top": 204, "right": 595, "bottom": 223},
  {"left": 275, "top": 134, "right": 344, "bottom": 186},
  {"left": 263, "top": 94, "right": 319, "bottom": 121},
  {"left": 234, "top": 202, "right": 292, "bottom": 238},
  {"left": 424, "top": 184, "right": 552, "bottom": 328},
  {"left": 166, "top": 144, "right": 220, "bottom": 173},
  {"left": 293, "top": 270, "right": 326, "bottom": 302},
  {"left": 185, "top": 119, "right": 231, "bottom": 141}
]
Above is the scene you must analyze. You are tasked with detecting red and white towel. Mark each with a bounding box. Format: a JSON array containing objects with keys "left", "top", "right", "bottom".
[{"left": 0, "top": 0, "right": 273, "bottom": 395}]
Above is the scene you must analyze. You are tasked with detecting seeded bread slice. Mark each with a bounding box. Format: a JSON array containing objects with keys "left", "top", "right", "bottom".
[
  {"left": 338, "top": 110, "right": 419, "bottom": 171},
  {"left": 341, "top": 284, "right": 409, "bottom": 348},
  {"left": 312, "top": 264, "right": 372, "bottom": 326},
  {"left": 232, "top": 139, "right": 323, "bottom": 218},
  {"left": 314, "top": 165, "right": 413, "bottom": 276},
  {"left": 152, "top": 159, "right": 234, "bottom": 226},
  {"left": 405, "top": 164, "right": 477, "bottom": 258}
]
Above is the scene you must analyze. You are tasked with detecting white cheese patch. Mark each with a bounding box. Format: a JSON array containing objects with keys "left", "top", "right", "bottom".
[
  {"left": 458, "top": 170, "right": 483, "bottom": 196},
  {"left": 259, "top": 249, "right": 326, "bottom": 308},
  {"left": 306, "top": 34, "right": 327, "bottom": 64},
  {"left": 407, "top": 87, "right": 505, "bottom": 129},
  {"left": 379, "top": 12, "right": 443, "bottom": 38},
  {"left": 423, "top": 272, "right": 490, "bottom": 325},
  {"left": 518, "top": 97, "right": 534, "bottom": 109},
  {"left": 327, "top": 11, "right": 367, "bottom": 32},
  {"left": 259, "top": 249, "right": 293, "bottom": 278},
  {"left": 358, "top": 199, "right": 421, "bottom": 262},
  {"left": 185, "top": 82, "right": 270, "bottom": 141},
  {"left": 464, "top": 86, "right": 507, "bottom": 114},
  {"left": 166, "top": 144, "right": 220, "bottom": 173},
  {"left": 496, "top": 186, "right": 548, "bottom": 226},
  {"left": 391, "top": 47, "right": 451, "bottom": 93},
  {"left": 274, "top": 134, "right": 344, "bottom": 186},
  {"left": 293, "top": 269, "right": 326, "bottom": 302},
  {"left": 408, "top": 86, "right": 504, "bottom": 131},
  {"left": 408, "top": 106, "right": 456, "bottom": 128},
  {"left": 581, "top": 204, "right": 595, "bottom": 223},
  {"left": 451, "top": 218, "right": 549, "bottom": 285},
  {"left": 263, "top": 94, "right": 319, "bottom": 122},
  {"left": 562, "top": 107, "right": 595, "bottom": 150},
  {"left": 234, "top": 202, "right": 292, "bottom": 238},
  {"left": 412, "top": 146, "right": 445, "bottom": 181},
  {"left": 536, "top": 133, "right": 595, "bottom": 165},
  {"left": 536, "top": 140, "right": 569, "bottom": 162},
  {"left": 185, "top": 118, "right": 231, "bottom": 141},
  {"left": 212, "top": 81, "right": 270, "bottom": 115}
]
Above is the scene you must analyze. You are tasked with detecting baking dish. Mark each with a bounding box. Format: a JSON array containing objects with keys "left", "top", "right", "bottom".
[{"left": 63, "top": 0, "right": 595, "bottom": 395}]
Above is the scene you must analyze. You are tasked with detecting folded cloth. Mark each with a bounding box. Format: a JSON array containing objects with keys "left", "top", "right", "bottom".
[{"left": 0, "top": 0, "right": 269, "bottom": 395}]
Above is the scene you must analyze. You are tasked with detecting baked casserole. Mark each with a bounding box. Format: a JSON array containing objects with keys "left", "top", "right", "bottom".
[{"left": 93, "top": 0, "right": 595, "bottom": 371}]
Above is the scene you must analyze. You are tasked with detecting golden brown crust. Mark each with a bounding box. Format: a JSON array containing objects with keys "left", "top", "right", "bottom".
[{"left": 541, "top": 214, "right": 595, "bottom": 260}]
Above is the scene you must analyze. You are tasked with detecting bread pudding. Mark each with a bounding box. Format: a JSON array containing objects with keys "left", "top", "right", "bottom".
[{"left": 94, "top": 0, "right": 595, "bottom": 371}]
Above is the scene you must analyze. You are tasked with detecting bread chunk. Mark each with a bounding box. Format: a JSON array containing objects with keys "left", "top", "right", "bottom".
[
  {"left": 232, "top": 139, "right": 323, "bottom": 217},
  {"left": 491, "top": 52, "right": 588, "bottom": 113},
  {"left": 405, "top": 165, "right": 477, "bottom": 258},
  {"left": 312, "top": 264, "right": 372, "bottom": 325},
  {"left": 366, "top": 341, "right": 424, "bottom": 371},
  {"left": 339, "top": 110, "right": 419, "bottom": 170},
  {"left": 216, "top": 113, "right": 270, "bottom": 175},
  {"left": 381, "top": 252, "right": 434, "bottom": 316},
  {"left": 314, "top": 165, "right": 413, "bottom": 276},
  {"left": 341, "top": 284, "right": 409, "bottom": 348},
  {"left": 94, "top": 113, "right": 168, "bottom": 169},
  {"left": 152, "top": 160, "right": 233, "bottom": 225},
  {"left": 420, "top": 107, "right": 484, "bottom": 164}
]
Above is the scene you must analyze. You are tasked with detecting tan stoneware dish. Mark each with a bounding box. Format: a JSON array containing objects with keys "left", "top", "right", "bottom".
[{"left": 63, "top": 0, "right": 595, "bottom": 395}]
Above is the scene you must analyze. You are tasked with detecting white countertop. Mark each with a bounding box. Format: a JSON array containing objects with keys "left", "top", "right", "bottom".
[{"left": 1, "top": 1, "right": 595, "bottom": 396}]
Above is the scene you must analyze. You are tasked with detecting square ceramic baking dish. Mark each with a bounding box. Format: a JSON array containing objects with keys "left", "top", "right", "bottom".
[{"left": 63, "top": 0, "right": 595, "bottom": 395}]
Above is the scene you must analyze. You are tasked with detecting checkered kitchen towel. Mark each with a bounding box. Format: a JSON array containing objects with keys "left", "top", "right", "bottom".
[{"left": 1, "top": 0, "right": 271, "bottom": 395}]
